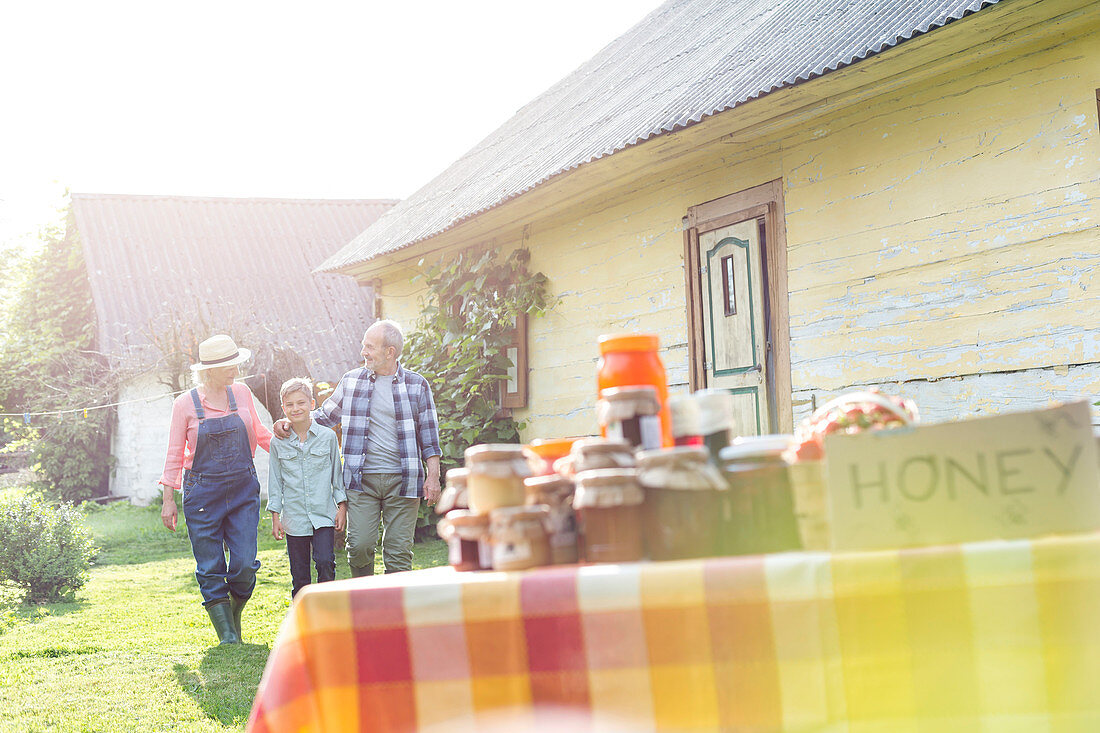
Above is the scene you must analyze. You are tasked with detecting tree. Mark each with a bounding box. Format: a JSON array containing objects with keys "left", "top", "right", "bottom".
[{"left": 0, "top": 205, "right": 114, "bottom": 502}]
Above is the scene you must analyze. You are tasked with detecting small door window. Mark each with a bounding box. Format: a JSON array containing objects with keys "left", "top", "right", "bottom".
[{"left": 721, "top": 255, "right": 737, "bottom": 316}]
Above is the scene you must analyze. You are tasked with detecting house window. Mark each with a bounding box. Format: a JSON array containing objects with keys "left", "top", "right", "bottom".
[{"left": 500, "top": 313, "right": 528, "bottom": 409}]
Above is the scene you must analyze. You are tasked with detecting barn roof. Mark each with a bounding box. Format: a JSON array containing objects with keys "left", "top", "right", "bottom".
[
  {"left": 72, "top": 193, "right": 395, "bottom": 379},
  {"left": 321, "top": 0, "right": 1000, "bottom": 272}
]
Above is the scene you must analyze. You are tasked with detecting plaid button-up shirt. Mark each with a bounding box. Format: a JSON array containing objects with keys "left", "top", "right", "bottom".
[{"left": 313, "top": 364, "right": 442, "bottom": 499}]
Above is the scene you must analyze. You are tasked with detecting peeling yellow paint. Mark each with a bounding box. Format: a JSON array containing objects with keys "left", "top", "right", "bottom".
[{"left": 370, "top": 4, "right": 1100, "bottom": 438}]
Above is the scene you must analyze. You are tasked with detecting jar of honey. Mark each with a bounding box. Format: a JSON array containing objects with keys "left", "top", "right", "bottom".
[
  {"left": 720, "top": 435, "right": 802, "bottom": 555},
  {"left": 523, "top": 437, "right": 578, "bottom": 476},
  {"left": 573, "top": 469, "right": 645, "bottom": 563},
  {"left": 597, "top": 385, "right": 662, "bottom": 450},
  {"left": 437, "top": 510, "right": 492, "bottom": 571},
  {"left": 570, "top": 437, "right": 636, "bottom": 474},
  {"left": 636, "top": 447, "right": 726, "bottom": 560},
  {"left": 597, "top": 334, "right": 672, "bottom": 447},
  {"left": 525, "top": 474, "right": 579, "bottom": 564},
  {"left": 465, "top": 444, "right": 530, "bottom": 514},
  {"left": 489, "top": 505, "right": 552, "bottom": 571},
  {"left": 437, "top": 467, "right": 470, "bottom": 514}
]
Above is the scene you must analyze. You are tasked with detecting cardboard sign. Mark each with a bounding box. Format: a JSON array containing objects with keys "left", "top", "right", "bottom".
[{"left": 825, "top": 401, "right": 1100, "bottom": 551}]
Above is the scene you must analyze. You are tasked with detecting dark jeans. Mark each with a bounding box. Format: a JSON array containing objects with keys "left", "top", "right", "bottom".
[
  {"left": 182, "top": 467, "right": 261, "bottom": 606},
  {"left": 286, "top": 526, "right": 336, "bottom": 597}
]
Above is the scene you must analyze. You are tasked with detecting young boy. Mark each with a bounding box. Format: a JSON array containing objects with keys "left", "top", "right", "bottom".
[{"left": 267, "top": 377, "right": 347, "bottom": 598}]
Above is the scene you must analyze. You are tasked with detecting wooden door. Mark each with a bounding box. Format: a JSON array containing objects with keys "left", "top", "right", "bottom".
[{"left": 698, "top": 217, "right": 771, "bottom": 435}]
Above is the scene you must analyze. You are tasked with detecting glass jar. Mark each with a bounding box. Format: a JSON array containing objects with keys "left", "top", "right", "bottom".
[
  {"left": 437, "top": 510, "right": 492, "bottom": 571},
  {"left": 597, "top": 385, "right": 662, "bottom": 450},
  {"left": 720, "top": 435, "right": 802, "bottom": 555},
  {"left": 597, "top": 333, "right": 672, "bottom": 447},
  {"left": 489, "top": 505, "right": 551, "bottom": 571},
  {"left": 636, "top": 447, "right": 726, "bottom": 561},
  {"left": 465, "top": 444, "right": 530, "bottom": 514},
  {"left": 523, "top": 437, "right": 578, "bottom": 476},
  {"left": 525, "top": 474, "right": 579, "bottom": 564},
  {"left": 570, "top": 437, "right": 636, "bottom": 475},
  {"left": 695, "top": 389, "right": 735, "bottom": 464},
  {"left": 573, "top": 469, "right": 645, "bottom": 563},
  {"left": 437, "top": 467, "right": 470, "bottom": 514},
  {"left": 668, "top": 394, "right": 703, "bottom": 447}
]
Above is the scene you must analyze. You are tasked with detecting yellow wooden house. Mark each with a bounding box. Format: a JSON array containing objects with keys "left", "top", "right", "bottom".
[{"left": 322, "top": 0, "right": 1100, "bottom": 438}]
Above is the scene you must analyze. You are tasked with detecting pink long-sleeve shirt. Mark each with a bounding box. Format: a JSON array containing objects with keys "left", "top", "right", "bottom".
[{"left": 160, "top": 382, "right": 273, "bottom": 489}]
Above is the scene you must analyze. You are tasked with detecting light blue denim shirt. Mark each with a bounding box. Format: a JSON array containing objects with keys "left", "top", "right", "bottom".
[{"left": 266, "top": 422, "right": 346, "bottom": 536}]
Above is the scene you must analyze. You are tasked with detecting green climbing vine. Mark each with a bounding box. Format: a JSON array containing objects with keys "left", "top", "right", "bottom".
[{"left": 402, "top": 247, "right": 556, "bottom": 488}]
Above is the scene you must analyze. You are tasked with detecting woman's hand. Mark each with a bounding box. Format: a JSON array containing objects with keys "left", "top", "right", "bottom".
[
  {"left": 161, "top": 497, "right": 178, "bottom": 531},
  {"left": 272, "top": 419, "right": 292, "bottom": 439}
]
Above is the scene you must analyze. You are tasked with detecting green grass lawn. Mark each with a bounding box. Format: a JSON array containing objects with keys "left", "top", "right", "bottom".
[{"left": 0, "top": 490, "right": 446, "bottom": 732}]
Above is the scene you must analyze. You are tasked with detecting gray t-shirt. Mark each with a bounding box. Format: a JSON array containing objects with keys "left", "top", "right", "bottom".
[{"left": 362, "top": 374, "right": 402, "bottom": 473}]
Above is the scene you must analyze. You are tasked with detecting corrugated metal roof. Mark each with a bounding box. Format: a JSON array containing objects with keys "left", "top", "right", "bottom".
[
  {"left": 323, "top": 0, "right": 1000, "bottom": 272},
  {"left": 72, "top": 194, "right": 396, "bottom": 379}
]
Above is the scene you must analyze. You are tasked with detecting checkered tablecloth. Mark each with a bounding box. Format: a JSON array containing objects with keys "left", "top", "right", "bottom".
[{"left": 247, "top": 532, "right": 1100, "bottom": 732}]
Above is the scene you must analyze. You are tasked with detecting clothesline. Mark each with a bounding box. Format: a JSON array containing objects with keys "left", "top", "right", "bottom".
[{"left": 0, "top": 374, "right": 266, "bottom": 422}]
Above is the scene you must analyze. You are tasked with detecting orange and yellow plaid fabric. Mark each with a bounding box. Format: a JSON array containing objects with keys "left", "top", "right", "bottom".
[{"left": 248, "top": 532, "right": 1100, "bottom": 732}]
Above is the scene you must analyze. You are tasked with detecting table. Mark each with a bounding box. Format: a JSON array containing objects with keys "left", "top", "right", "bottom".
[{"left": 247, "top": 532, "right": 1100, "bottom": 731}]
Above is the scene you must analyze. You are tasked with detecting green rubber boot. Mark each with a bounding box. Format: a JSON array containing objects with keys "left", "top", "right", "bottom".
[
  {"left": 205, "top": 599, "right": 241, "bottom": 645},
  {"left": 229, "top": 593, "right": 248, "bottom": 641}
]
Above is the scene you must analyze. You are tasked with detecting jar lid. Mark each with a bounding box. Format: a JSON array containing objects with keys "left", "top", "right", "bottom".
[
  {"left": 489, "top": 504, "right": 550, "bottom": 529},
  {"left": 597, "top": 385, "right": 660, "bottom": 425},
  {"left": 524, "top": 474, "right": 574, "bottom": 494},
  {"left": 636, "top": 447, "right": 725, "bottom": 490},
  {"left": 636, "top": 446, "right": 709, "bottom": 468},
  {"left": 436, "top": 485, "right": 468, "bottom": 513},
  {"left": 571, "top": 437, "right": 637, "bottom": 471},
  {"left": 439, "top": 509, "right": 491, "bottom": 541},
  {"left": 444, "top": 509, "right": 490, "bottom": 528},
  {"left": 525, "top": 437, "right": 579, "bottom": 459},
  {"left": 694, "top": 389, "right": 734, "bottom": 435},
  {"left": 719, "top": 434, "right": 793, "bottom": 460},
  {"left": 465, "top": 443, "right": 532, "bottom": 478},
  {"left": 571, "top": 437, "right": 633, "bottom": 455},
  {"left": 668, "top": 394, "right": 701, "bottom": 436},
  {"left": 597, "top": 333, "right": 659, "bottom": 354},
  {"left": 573, "top": 468, "right": 644, "bottom": 507},
  {"left": 465, "top": 443, "right": 527, "bottom": 462},
  {"left": 600, "top": 385, "right": 659, "bottom": 403},
  {"left": 445, "top": 467, "right": 469, "bottom": 487}
]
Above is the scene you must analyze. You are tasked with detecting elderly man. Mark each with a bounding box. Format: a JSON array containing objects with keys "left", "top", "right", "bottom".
[{"left": 275, "top": 320, "right": 441, "bottom": 575}]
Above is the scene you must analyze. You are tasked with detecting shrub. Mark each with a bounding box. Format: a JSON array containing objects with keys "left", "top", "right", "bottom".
[{"left": 0, "top": 496, "right": 97, "bottom": 604}]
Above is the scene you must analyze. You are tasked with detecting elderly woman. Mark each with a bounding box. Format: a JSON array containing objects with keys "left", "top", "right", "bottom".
[{"left": 159, "top": 335, "right": 272, "bottom": 645}]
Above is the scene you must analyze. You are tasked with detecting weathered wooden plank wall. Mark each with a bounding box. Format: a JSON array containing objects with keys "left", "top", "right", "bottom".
[{"left": 375, "top": 17, "right": 1100, "bottom": 440}]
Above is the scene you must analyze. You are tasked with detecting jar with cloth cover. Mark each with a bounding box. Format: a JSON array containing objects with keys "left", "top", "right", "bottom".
[
  {"left": 465, "top": 444, "right": 530, "bottom": 514},
  {"left": 573, "top": 468, "right": 645, "bottom": 564},
  {"left": 636, "top": 447, "right": 727, "bottom": 560},
  {"left": 524, "top": 474, "right": 579, "bottom": 564}
]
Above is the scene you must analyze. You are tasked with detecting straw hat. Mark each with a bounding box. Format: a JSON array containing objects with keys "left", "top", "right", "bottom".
[{"left": 190, "top": 334, "right": 252, "bottom": 371}]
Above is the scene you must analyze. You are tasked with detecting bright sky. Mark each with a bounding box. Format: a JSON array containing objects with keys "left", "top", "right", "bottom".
[{"left": 0, "top": 0, "right": 665, "bottom": 250}]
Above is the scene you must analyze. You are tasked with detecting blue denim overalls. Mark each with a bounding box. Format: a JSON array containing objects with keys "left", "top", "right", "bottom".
[{"left": 182, "top": 387, "right": 261, "bottom": 606}]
